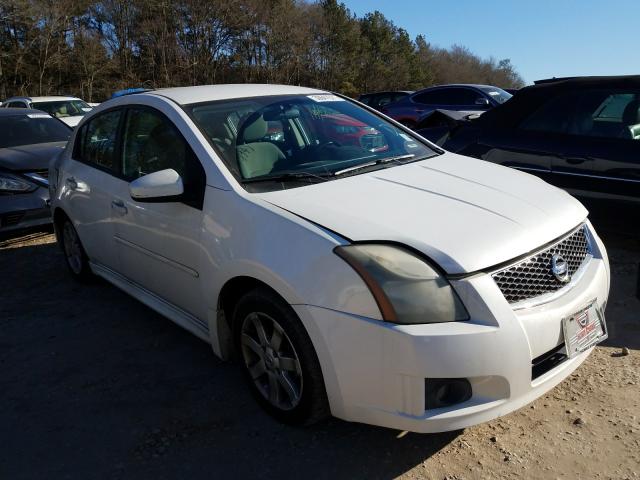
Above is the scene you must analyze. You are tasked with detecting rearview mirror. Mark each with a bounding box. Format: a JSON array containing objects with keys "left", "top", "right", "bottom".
[
  {"left": 130, "top": 168, "right": 184, "bottom": 201},
  {"left": 475, "top": 97, "right": 490, "bottom": 106}
]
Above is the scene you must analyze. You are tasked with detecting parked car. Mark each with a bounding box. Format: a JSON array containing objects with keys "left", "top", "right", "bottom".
[
  {"left": 50, "top": 85, "right": 609, "bottom": 433},
  {"left": 382, "top": 84, "right": 512, "bottom": 128},
  {"left": 317, "top": 113, "right": 388, "bottom": 152},
  {"left": 1, "top": 96, "right": 93, "bottom": 127},
  {"left": 0, "top": 109, "right": 71, "bottom": 233},
  {"left": 417, "top": 75, "right": 640, "bottom": 210},
  {"left": 358, "top": 91, "right": 413, "bottom": 111}
]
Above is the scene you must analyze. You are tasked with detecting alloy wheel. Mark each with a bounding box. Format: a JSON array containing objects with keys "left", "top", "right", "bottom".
[{"left": 240, "top": 312, "right": 303, "bottom": 411}]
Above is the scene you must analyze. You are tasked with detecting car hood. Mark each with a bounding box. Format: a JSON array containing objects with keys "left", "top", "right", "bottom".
[
  {"left": 58, "top": 116, "right": 83, "bottom": 127},
  {"left": 258, "top": 153, "right": 588, "bottom": 274},
  {"left": 0, "top": 142, "right": 67, "bottom": 171}
]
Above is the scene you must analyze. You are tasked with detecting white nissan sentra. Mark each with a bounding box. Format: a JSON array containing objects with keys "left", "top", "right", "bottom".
[{"left": 49, "top": 85, "right": 610, "bottom": 432}]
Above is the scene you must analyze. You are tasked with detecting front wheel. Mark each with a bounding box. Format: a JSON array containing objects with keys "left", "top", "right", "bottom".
[{"left": 234, "top": 288, "right": 329, "bottom": 425}]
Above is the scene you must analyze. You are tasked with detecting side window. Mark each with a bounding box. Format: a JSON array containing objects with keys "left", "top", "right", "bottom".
[
  {"left": 8, "top": 102, "right": 27, "bottom": 108},
  {"left": 412, "top": 90, "right": 447, "bottom": 105},
  {"left": 589, "top": 92, "right": 640, "bottom": 140},
  {"left": 521, "top": 90, "right": 640, "bottom": 140},
  {"left": 77, "top": 110, "right": 121, "bottom": 171},
  {"left": 121, "top": 108, "right": 188, "bottom": 179},
  {"left": 519, "top": 93, "right": 580, "bottom": 134},
  {"left": 443, "top": 88, "right": 484, "bottom": 106},
  {"left": 121, "top": 108, "right": 205, "bottom": 208}
]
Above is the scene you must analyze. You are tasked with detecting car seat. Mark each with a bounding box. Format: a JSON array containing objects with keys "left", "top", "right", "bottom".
[{"left": 236, "top": 115, "right": 286, "bottom": 178}]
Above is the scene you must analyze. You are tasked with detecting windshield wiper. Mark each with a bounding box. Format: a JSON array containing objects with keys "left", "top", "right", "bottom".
[
  {"left": 333, "top": 154, "right": 425, "bottom": 177},
  {"left": 377, "top": 154, "right": 417, "bottom": 165},
  {"left": 241, "top": 171, "right": 332, "bottom": 184}
]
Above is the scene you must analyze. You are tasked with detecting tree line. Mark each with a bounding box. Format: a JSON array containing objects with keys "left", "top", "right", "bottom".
[{"left": 0, "top": 0, "right": 525, "bottom": 102}]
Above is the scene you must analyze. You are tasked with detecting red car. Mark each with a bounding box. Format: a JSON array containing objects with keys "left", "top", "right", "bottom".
[{"left": 319, "top": 113, "right": 388, "bottom": 152}]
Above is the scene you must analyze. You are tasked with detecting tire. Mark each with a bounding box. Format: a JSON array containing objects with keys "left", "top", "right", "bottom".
[
  {"left": 60, "top": 217, "right": 93, "bottom": 282},
  {"left": 233, "top": 287, "right": 329, "bottom": 425}
]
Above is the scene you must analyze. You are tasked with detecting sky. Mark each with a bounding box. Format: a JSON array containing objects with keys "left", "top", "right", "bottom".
[{"left": 343, "top": 0, "right": 639, "bottom": 85}]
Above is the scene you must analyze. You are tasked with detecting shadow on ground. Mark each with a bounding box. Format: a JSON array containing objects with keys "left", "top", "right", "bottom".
[{"left": 1, "top": 238, "right": 459, "bottom": 480}]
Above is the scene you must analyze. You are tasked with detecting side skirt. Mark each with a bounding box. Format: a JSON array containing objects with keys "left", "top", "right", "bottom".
[{"left": 90, "top": 261, "right": 210, "bottom": 342}]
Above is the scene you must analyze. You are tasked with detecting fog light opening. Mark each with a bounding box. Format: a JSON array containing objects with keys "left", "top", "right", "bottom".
[{"left": 425, "top": 378, "right": 472, "bottom": 410}]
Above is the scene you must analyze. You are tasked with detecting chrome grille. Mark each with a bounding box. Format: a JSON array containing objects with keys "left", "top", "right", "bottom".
[{"left": 492, "top": 225, "right": 592, "bottom": 304}]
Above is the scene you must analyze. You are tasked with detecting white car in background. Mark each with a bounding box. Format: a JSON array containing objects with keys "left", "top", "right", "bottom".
[
  {"left": 1, "top": 96, "right": 92, "bottom": 127},
  {"left": 49, "top": 85, "right": 610, "bottom": 432}
]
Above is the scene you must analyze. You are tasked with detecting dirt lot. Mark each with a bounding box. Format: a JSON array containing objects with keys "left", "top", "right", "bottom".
[{"left": 1, "top": 226, "right": 639, "bottom": 480}]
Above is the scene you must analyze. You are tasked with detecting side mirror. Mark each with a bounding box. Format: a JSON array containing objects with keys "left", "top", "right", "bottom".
[
  {"left": 475, "top": 97, "right": 490, "bottom": 106},
  {"left": 129, "top": 168, "right": 184, "bottom": 201}
]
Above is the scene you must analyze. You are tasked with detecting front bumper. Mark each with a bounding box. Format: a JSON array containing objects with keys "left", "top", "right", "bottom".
[
  {"left": 294, "top": 235, "right": 610, "bottom": 433},
  {"left": 0, "top": 187, "right": 51, "bottom": 233}
]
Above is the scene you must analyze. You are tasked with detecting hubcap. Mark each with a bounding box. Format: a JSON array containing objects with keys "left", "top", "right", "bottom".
[
  {"left": 62, "top": 222, "right": 83, "bottom": 274},
  {"left": 240, "top": 312, "right": 303, "bottom": 410}
]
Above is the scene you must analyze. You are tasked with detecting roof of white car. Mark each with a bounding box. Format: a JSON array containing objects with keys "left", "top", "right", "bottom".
[
  {"left": 148, "top": 84, "right": 327, "bottom": 105},
  {"left": 5, "top": 96, "right": 80, "bottom": 102}
]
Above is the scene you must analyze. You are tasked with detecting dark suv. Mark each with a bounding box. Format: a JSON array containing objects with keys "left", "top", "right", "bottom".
[
  {"left": 418, "top": 76, "right": 640, "bottom": 225},
  {"left": 382, "top": 84, "right": 512, "bottom": 128}
]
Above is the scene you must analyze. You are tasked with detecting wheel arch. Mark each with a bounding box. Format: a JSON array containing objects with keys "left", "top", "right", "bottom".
[
  {"left": 52, "top": 207, "right": 70, "bottom": 249},
  {"left": 212, "top": 275, "right": 294, "bottom": 361}
]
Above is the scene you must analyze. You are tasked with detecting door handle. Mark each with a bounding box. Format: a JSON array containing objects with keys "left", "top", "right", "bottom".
[
  {"left": 563, "top": 156, "right": 593, "bottom": 165},
  {"left": 111, "top": 199, "right": 128, "bottom": 215},
  {"left": 65, "top": 177, "right": 78, "bottom": 190}
]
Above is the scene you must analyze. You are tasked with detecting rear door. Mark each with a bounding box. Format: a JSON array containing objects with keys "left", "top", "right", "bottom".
[
  {"left": 550, "top": 90, "right": 640, "bottom": 203},
  {"left": 110, "top": 106, "right": 207, "bottom": 319},
  {"left": 471, "top": 95, "right": 580, "bottom": 185},
  {"left": 62, "top": 109, "right": 124, "bottom": 270}
]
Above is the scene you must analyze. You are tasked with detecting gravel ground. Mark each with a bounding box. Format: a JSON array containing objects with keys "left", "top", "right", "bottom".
[{"left": 1, "top": 226, "right": 638, "bottom": 480}]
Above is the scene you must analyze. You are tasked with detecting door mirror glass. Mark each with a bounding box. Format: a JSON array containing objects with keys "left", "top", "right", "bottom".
[{"left": 129, "top": 168, "right": 184, "bottom": 201}]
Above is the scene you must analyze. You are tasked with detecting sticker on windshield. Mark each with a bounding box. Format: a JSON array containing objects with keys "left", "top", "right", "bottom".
[
  {"left": 307, "top": 94, "right": 344, "bottom": 102},
  {"left": 81, "top": 107, "right": 93, "bottom": 112},
  {"left": 487, "top": 91, "right": 501, "bottom": 96},
  {"left": 26, "top": 113, "right": 51, "bottom": 119}
]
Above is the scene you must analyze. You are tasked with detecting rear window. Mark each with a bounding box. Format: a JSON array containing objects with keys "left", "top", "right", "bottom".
[{"left": 0, "top": 114, "right": 71, "bottom": 148}]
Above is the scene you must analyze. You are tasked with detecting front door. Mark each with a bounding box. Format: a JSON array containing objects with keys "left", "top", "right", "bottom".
[{"left": 110, "top": 106, "right": 207, "bottom": 320}]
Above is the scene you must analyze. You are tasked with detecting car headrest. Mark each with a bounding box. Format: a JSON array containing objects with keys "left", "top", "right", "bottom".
[
  {"left": 242, "top": 116, "right": 268, "bottom": 142},
  {"left": 622, "top": 100, "right": 640, "bottom": 125}
]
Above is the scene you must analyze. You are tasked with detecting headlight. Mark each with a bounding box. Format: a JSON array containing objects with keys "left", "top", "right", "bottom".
[
  {"left": 335, "top": 244, "right": 469, "bottom": 324},
  {"left": 0, "top": 172, "right": 37, "bottom": 193}
]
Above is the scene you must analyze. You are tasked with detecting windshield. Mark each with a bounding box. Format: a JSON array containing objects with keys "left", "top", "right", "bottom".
[
  {"left": 0, "top": 114, "right": 71, "bottom": 148},
  {"left": 186, "top": 94, "right": 438, "bottom": 187},
  {"left": 479, "top": 87, "right": 512, "bottom": 104},
  {"left": 31, "top": 100, "right": 92, "bottom": 118}
]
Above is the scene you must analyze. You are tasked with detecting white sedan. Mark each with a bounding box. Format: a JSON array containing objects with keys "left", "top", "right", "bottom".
[
  {"left": 49, "top": 85, "right": 610, "bottom": 432},
  {"left": 1, "top": 96, "right": 93, "bottom": 127}
]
